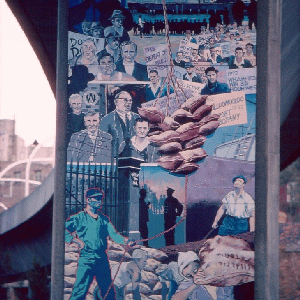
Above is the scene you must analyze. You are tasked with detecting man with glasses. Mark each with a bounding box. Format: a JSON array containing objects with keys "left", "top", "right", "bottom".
[{"left": 100, "top": 90, "right": 139, "bottom": 156}]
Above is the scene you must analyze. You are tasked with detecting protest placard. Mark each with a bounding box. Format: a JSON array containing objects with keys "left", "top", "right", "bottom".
[
  {"left": 144, "top": 43, "right": 170, "bottom": 77},
  {"left": 68, "top": 31, "right": 105, "bottom": 60},
  {"left": 177, "top": 79, "right": 205, "bottom": 96},
  {"left": 206, "top": 91, "right": 247, "bottom": 127},
  {"left": 194, "top": 61, "right": 212, "bottom": 77},
  {"left": 194, "top": 33, "right": 213, "bottom": 46},
  {"left": 250, "top": 33, "right": 257, "bottom": 45},
  {"left": 173, "top": 66, "right": 186, "bottom": 80},
  {"left": 235, "top": 40, "right": 248, "bottom": 51},
  {"left": 214, "top": 64, "right": 229, "bottom": 84},
  {"left": 226, "top": 68, "right": 257, "bottom": 94},
  {"left": 141, "top": 90, "right": 193, "bottom": 116},
  {"left": 178, "top": 40, "right": 193, "bottom": 61},
  {"left": 215, "top": 42, "right": 231, "bottom": 58},
  {"left": 229, "top": 41, "right": 239, "bottom": 55}
]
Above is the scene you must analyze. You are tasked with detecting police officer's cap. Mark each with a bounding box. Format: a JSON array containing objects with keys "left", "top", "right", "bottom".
[
  {"left": 167, "top": 187, "right": 175, "bottom": 193},
  {"left": 86, "top": 188, "right": 104, "bottom": 200}
]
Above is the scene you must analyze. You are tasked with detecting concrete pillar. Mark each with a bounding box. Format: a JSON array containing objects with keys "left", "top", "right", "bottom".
[
  {"left": 51, "top": 0, "right": 68, "bottom": 299},
  {"left": 255, "top": 0, "right": 281, "bottom": 299}
]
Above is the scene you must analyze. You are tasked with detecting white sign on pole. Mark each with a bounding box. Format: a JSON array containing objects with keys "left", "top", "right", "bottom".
[
  {"left": 206, "top": 91, "right": 248, "bottom": 127},
  {"left": 227, "top": 68, "right": 257, "bottom": 94},
  {"left": 144, "top": 44, "right": 170, "bottom": 77}
]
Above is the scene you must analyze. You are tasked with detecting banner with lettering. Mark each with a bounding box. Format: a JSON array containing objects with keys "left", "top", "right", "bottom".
[
  {"left": 227, "top": 68, "right": 257, "bottom": 94},
  {"left": 206, "top": 91, "right": 247, "bottom": 127}
]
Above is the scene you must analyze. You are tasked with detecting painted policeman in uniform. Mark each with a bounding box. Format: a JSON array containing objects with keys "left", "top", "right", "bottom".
[
  {"left": 65, "top": 188, "right": 131, "bottom": 300},
  {"left": 212, "top": 175, "right": 255, "bottom": 236},
  {"left": 163, "top": 187, "right": 183, "bottom": 246}
]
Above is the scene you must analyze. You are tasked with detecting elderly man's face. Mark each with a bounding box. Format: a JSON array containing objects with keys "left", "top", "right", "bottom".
[
  {"left": 99, "top": 56, "right": 115, "bottom": 75},
  {"left": 82, "top": 41, "right": 96, "bottom": 60},
  {"left": 84, "top": 113, "right": 100, "bottom": 134},
  {"left": 182, "top": 261, "right": 200, "bottom": 280},
  {"left": 107, "top": 37, "right": 119, "bottom": 50},
  {"left": 112, "top": 18, "right": 123, "bottom": 28},
  {"left": 134, "top": 121, "right": 149, "bottom": 138},
  {"left": 122, "top": 44, "right": 137, "bottom": 63},
  {"left": 69, "top": 96, "right": 82, "bottom": 115},
  {"left": 206, "top": 71, "right": 217, "bottom": 84},
  {"left": 235, "top": 49, "right": 244, "bottom": 59},
  {"left": 115, "top": 91, "right": 132, "bottom": 113}
]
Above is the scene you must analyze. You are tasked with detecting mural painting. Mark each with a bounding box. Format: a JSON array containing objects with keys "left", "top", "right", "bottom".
[{"left": 64, "top": 0, "right": 257, "bottom": 299}]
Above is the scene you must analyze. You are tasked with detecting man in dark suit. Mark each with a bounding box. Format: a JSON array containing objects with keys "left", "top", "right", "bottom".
[
  {"left": 115, "top": 41, "right": 149, "bottom": 81},
  {"left": 67, "top": 110, "right": 112, "bottom": 163},
  {"left": 99, "top": 90, "right": 139, "bottom": 157},
  {"left": 227, "top": 47, "right": 253, "bottom": 69}
]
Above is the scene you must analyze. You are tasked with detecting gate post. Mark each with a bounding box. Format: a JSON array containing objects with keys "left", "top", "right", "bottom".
[{"left": 118, "top": 139, "right": 144, "bottom": 241}]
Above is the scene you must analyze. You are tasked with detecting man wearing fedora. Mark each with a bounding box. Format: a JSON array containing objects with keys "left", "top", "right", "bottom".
[
  {"left": 65, "top": 188, "right": 131, "bottom": 300},
  {"left": 164, "top": 188, "right": 183, "bottom": 246},
  {"left": 104, "top": 10, "right": 130, "bottom": 44},
  {"left": 183, "top": 62, "right": 203, "bottom": 83},
  {"left": 90, "top": 21, "right": 103, "bottom": 38}
]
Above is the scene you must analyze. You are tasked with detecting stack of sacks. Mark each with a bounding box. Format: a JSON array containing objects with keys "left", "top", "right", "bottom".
[
  {"left": 64, "top": 240, "right": 169, "bottom": 300},
  {"left": 138, "top": 95, "right": 220, "bottom": 175}
]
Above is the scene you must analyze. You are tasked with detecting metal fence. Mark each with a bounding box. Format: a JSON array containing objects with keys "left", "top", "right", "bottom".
[{"left": 65, "top": 161, "right": 128, "bottom": 233}]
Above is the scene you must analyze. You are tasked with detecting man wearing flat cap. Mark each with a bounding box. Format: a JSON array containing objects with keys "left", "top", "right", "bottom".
[
  {"left": 164, "top": 188, "right": 183, "bottom": 246},
  {"left": 212, "top": 175, "right": 255, "bottom": 236},
  {"left": 183, "top": 62, "right": 202, "bottom": 83},
  {"left": 65, "top": 188, "right": 132, "bottom": 300},
  {"left": 104, "top": 9, "right": 130, "bottom": 44}
]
